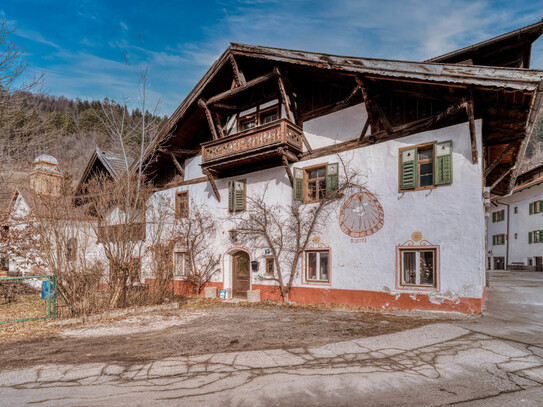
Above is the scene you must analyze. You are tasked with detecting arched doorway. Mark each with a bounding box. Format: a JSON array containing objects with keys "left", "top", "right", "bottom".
[{"left": 232, "top": 250, "right": 250, "bottom": 298}]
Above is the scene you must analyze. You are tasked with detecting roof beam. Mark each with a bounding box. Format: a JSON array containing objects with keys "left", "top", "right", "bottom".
[
  {"left": 484, "top": 142, "right": 515, "bottom": 178},
  {"left": 203, "top": 169, "right": 221, "bottom": 202},
  {"left": 198, "top": 98, "right": 219, "bottom": 140},
  {"left": 466, "top": 92, "right": 479, "bottom": 164},
  {"left": 207, "top": 71, "right": 275, "bottom": 105},
  {"left": 229, "top": 54, "right": 246, "bottom": 87}
]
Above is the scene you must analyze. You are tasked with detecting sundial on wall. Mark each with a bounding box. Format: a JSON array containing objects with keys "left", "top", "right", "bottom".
[{"left": 339, "top": 190, "right": 384, "bottom": 237}]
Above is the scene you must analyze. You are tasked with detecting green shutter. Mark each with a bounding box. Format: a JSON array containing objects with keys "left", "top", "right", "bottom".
[
  {"left": 400, "top": 147, "right": 417, "bottom": 189},
  {"left": 492, "top": 212, "right": 496, "bottom": 223},
  {"left": 539, "top": 201, "right": 543, "bottom": 212},
  {"left": 228, "top": 181, "right": 234, "bottom": 212},
  {"left": 492, "top": 235, "right": 496, "bottom": 245},
  {"left": 434, "top": 141, "right": 453, "bottom": 185},
  {"left": 293, "top": 168, "right": 304, "bottom": 201},
  {"left": 539, "top": 230, "right": 543, "bottom": 243},
  {"left": 233, "top": 180, "right": 245, "bottom": 211},
  {"left": 530, "top": 202, "right": 534, "bottom": 215},
  {"left": 529, "top": 231, "right": 533, "bottom": 244},
  {"left": 326, "top": 163, "right": 339, "bottom": 196}
]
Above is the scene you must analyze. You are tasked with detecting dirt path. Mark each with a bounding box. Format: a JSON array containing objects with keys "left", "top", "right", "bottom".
[{"left": 0, "top": 302, "right": 448, "bottom": 370}]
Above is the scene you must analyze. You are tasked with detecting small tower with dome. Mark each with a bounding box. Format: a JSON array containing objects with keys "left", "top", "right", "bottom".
[{"left": 29, "top": 154, "right": 63, "bottom": 196}]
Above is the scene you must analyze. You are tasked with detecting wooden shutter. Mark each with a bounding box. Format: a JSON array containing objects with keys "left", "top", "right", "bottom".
[
  {"left": 539, "top": 230, "right": 543, "bottom": 243},
  {"left": 293, "top": 168, "right": 304, "bottom": 201},
  {"left": 492, "top": 235, "right": 496, "bottom": 245},
  {"left": 233, "top": 180, "right": 245, "bottom": 211},
  {"left": 539, "top": 201, "right": 543, "bottom": 212},
  {"left": 228, "top": 181, "right": 234, "bottom": 212},
  {"left": 400, "top": 147, "right": 417, "bottom": 189},
  {"left": 492, "top": 212, "right": 496, "bottom": 223},
  {"left": 530, "top": 202, "right": 534, "bottom": 215},
  {"left": 434, "top": 141, "right": 453, "bottom": 185},
  {"left": 326, "top": 163, "right": 339, "bottom": 195},
  {"left": 529, "top": 231, "right": 533, "bottom": 244}
]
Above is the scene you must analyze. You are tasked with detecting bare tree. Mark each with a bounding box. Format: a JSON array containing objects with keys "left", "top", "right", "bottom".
[
  {"left": 85, "top": 173, "right": 150, "bottom": 308},
  {"left": 235, "top": 156, "right": 365, "bottom": 303},
  {"left": 148, "top": 196, "right": 221, "bottom": 295}
]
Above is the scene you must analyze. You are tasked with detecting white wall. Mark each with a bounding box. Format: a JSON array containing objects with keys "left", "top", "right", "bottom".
[
  {"left": 154, "top": 112, "right": 485, "bottom": 301},
  {"left": 303, "top": 103, "right": 368, "bottom": 150}
]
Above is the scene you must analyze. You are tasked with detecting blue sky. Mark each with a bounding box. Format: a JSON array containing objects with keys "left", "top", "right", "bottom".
[{"left": 2, "top": 0, "right": 543, "bottom": 115}]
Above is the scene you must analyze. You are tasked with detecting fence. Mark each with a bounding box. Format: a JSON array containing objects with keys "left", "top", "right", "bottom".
[{"left": 0, "top": 275, "right": 57, "bottom": 324}]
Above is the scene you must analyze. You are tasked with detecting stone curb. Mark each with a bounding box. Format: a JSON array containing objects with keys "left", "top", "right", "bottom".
[{"left": 48, "top": 302, "right": 180, "bottom": 326}]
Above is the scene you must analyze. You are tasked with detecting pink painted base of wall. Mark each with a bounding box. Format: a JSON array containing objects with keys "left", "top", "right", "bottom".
[
  {"left": 144, "top": 279, "right": 485, "bottom": 314},
  {"left": 252, "top": 284, "right": 486, "bottom": 314}
]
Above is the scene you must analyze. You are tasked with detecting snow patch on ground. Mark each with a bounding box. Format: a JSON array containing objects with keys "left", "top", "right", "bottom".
[{"left": 61, "top": 311, "right": 207, "bottom": 339}]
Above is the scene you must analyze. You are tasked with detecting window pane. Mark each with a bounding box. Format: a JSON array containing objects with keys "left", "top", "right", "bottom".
[
  {"left": 418, "top": 148, "right": 433, "bottom": 161},
  {"left": 308, "top": 168, "right": 325, "bottom": 180},
  {"left": 319, "top": 252, "right": 329, "bottom": 281},
  {"left": 420, "top": 251, "right": 434, "bottom": 285},
  {"left": 307, "top": 181, "right": 317, "bottom": 201},
  {"left": 403, "top": 252, "right": 416, "bottom": 284},
  {"left": 318, "top": 179, "right": 326, "bottom": 200},
  {"left": 307, "top": 253, "right": 317, "bottom": 280}
]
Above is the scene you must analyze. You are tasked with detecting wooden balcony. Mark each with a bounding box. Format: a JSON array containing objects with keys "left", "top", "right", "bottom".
[{"left": 201, "top": 118, "right": 303, "bottom": 174}]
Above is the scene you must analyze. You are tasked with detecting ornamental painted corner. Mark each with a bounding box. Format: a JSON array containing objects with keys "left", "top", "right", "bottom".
[{"left": 339, "top": 189, "right": 384, "bottom": 238}]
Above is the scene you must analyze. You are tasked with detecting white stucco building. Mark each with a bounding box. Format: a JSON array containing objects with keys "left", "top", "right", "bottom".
[
  {"left": 488, "top": 164, "right": 543, "bottom": 270},
  {"left": 137, "top": 21, "right": 543, "bottom": 314}
]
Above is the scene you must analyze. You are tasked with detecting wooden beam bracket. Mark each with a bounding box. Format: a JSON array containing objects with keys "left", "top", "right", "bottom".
[
  {"left": 484, "top": 142, "right": 515, "bottom": 178},
  {"left": 203, "top": 169, "right": 221, "bottom": 202},
  {"left": 278, "top": 147, "right": 294, "bottom": 187},
  {"left": 169, "top": 151, "right": 185, "bottom": 179},
  {"left": 466, "top": 92, "right": 479, "bottom": 165},
  {"left": 198, "top": 98, "right": 219, "bottom": 140},
  {"left": 229, "top": 54, "right": 246, "bottom": 87}
]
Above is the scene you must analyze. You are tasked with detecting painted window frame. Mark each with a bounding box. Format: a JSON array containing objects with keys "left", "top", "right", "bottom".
[
  {"left": 175, "top": 191, "right": 189, "bottom": 219},
  {"left": 399, "top": 140, "right": 453, "bottom": 192},
  {"left": 304, "top": 249, "right": 330, "bottom": 284},
  {"left": 398, "top": 248, "right": 437, "bottom": 288}
]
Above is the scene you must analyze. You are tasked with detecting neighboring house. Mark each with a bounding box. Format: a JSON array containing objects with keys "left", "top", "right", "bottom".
[
  {"left": 2, "top": 154, "right": 65, "bottom": 275},
  {"left": 75, "top": 147, "right": 135, "bottom": 202},
  {"left": 136, "top": 21, "right": 543, "bottom": 313},
  {"left": 488, "top": 163, "right": 543, "bottom": 271}
]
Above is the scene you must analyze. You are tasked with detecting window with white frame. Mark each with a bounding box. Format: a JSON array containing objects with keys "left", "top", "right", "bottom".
[
  {"left": 399, "top": 249, "right": 436, "bottom": 287},
  {"left": 305, "top": 250, "right": 330, "bottom": 282},
  {"left": 173, "top": 251, "right": 190, "bottom": 277}
]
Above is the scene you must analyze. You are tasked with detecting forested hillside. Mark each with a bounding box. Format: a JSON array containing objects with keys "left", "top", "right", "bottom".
[
  {"left": 0, "top": 91, "right": 167, "bottom": 175},
  {"left": 0, "top": 91, "right": 167, "bottom": 207}
]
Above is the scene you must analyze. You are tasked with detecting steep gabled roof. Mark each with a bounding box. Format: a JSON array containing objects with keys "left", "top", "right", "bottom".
[
  {"left": 142, "top": 21, "right": 543, "bottom": 196},
  {"left": 75, "top": 147, "right": 134, "bottom": 197},
  {"left": 428, "top": 19, "right": 543, "bottom": 67}
]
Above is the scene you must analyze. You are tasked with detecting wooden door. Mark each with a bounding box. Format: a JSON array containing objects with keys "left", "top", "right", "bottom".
[
  {"left": 494, "top": 257, "right": 505, "bottom": 270},
  {"left": 233, "top": 252, "right": 250, "bottom": 297},
  {"left": 536, "top": 257, "right": 543, "bottom": 271}
]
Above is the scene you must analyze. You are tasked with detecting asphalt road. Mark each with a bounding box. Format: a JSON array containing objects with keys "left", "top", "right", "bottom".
[{"left": 1, "top": 271, "right": 543, "bottom": 406}]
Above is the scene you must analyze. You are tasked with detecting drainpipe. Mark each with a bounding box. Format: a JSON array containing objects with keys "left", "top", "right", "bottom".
[
  {"left": 501, "top": 201, "right": 510, "bottom": 269},
  {"left": 484, "top": 187, "right": 491, "bottom": 286}
]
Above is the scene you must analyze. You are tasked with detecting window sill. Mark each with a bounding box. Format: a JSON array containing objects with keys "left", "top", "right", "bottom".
[{"left": 396, "top": 284, "right": 438, "bottom": 293}]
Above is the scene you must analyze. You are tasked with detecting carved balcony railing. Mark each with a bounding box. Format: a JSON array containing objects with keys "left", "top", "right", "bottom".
[{"left": 201, "top": 119, "right": 303, "bottom": 171}]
